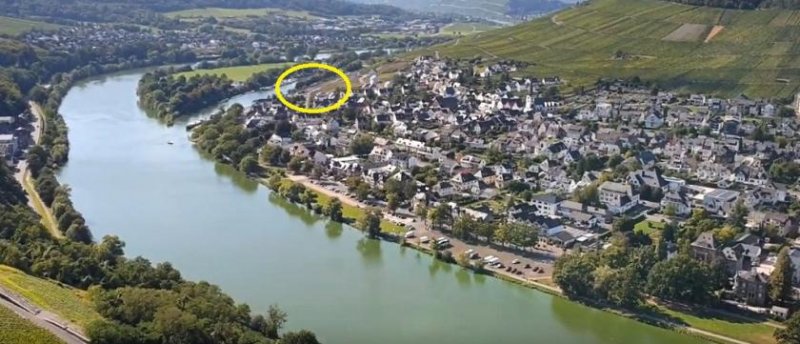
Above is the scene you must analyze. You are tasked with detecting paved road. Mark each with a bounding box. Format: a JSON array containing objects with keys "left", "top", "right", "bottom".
[
  {"left": 13, "top": 101, "right": 44, "bottom": 206},
  {"left": 0, "top": 286, "right": 88, "bottom": 344}
]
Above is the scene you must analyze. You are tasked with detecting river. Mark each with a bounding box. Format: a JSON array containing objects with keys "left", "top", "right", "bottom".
[{"left": 56, "top": 70, "right": 705, "bottom": 344}]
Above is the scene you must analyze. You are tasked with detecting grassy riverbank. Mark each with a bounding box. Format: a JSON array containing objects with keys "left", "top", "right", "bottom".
[
  {"left": 273, "top": 177, "right": 406, "bottom": 234},
  {"left": 0, "top": 265, "right": 102, "bottom": 330},
  {"left": 0, "top": 306, "right": 63, "bottom": 344}
]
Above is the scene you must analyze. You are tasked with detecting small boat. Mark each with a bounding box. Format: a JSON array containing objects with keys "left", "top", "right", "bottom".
[{"left": 167, "top": 141, "right": 174, "bottom": 145}]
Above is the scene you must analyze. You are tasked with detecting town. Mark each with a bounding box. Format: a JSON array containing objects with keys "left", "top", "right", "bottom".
[{"left": 219, "top": 54, "right": 800, "bottom": 319}]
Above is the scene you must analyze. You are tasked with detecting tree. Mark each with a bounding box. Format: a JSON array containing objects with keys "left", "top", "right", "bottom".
[
  {"left": 770, "top": 247, "right": 793, "bottom": 305},
  {"left": 452, "top": 215, "right": 477, "bottom": 240},
  {"left": 265, "top": 304, "right": 287, "bottom": 339},
  {"left": 775, "top": 312, "right": 800, "bottom": 344},
  {"left": 280, "top": 330, "right": 320, "bottom": 344},
  {"left": 267, "top": 174, "right": 283, "bottom": 191},
  {"left": 287, "top": 156, "right": 304, "bottom": 174},
  {"left": 728, "top": 199, "right": 749, "bottom": 230},
  {"left": 428, "top": 203, "right": 452, "bottom": 231},
  {"left": 327, "top": 198, "right": 343, "bottom": 222},
  {"left": 553, "top": 252, "right": 597, "bottom": 298},
  {"left": 358, "top": 208, "right": 382, "bottom": 238},
  {"left": 646, "top": 255, "right": 718, "bottom": 304},
  {"left": 239, "top": 155, "right": 258, "bottom": 174},
  {"left": 355, "top": 182, "right": 370, "bottom": 201},
  {"left": 386, "top": 193, "right": 399, "bottom": 212},
  {"left": 349, "top": 134, "right": 374, "bottom": 156}
]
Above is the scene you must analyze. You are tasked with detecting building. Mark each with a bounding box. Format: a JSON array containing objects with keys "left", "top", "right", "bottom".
[
  {"left": 733, "top": 270, "right": 768, "bottom": 306},
  {"left": 598, "top": 181, "right": 639, "bottom": 214},
  {"left": 703, "top": 189, "right": 740, "bottom": 217},
  {"left": 530, "top": 193, "right": 559, "bottom": 217}
]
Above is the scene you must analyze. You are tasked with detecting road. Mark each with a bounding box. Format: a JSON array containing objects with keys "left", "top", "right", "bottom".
[
  {"left": 13, "top": 102, "right": 62, "bottom": 238},
  {"left": 0, "top": 285, "right": 89, "bottom": 344}
]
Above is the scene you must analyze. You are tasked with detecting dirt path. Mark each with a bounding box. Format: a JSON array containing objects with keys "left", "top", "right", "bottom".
[{"left": 704, "top": 25, "right": 724, "bottom": 43}]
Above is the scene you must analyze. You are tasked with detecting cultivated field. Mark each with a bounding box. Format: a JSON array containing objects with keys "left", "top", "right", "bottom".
[
  {"left": 434, "top": 0, "right": 800, "bottom": 98},
  {"left": 0, "top": 265, "right": 102, "bottom": 329},
  {"left": 440, "top": 22, "right": 500, "bottom": 36},
  {"left": 165, "top": 7, "right": 316, "bottom": 19},
  {"left": 175, "top": 63, "right": 293, "bottom": 82},
  {"left": 0, "top": 16, "right": 60, "bottom": 36},
  {"left": 0, "top": 306, "right": 63, "bottom": 344}
]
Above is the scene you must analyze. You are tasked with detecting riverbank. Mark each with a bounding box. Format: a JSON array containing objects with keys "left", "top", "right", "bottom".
[
  {"left": 265, "top": 172, "right": 777, "bottom": 344},
  {"left": 13, "top": 101, "right": 62, "bottom": 239}
]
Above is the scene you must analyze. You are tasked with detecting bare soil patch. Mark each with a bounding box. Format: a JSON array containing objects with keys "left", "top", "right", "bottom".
[
  {"left": 662, "top": 23, "right": 709, "bottom": 42},
  {"left": 704, "top": 25, "right": 724, "bottom": 43}
]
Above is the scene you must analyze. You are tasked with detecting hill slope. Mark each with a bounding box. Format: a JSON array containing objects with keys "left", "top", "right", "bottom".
[{"left": 436, "top": 0, "right": 800, "bottom": 97}]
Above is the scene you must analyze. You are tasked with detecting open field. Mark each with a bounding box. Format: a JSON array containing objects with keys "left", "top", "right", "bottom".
[
  {"left": 175, "top": 63, "right": 292, "bottom": 82},
  {"left": 0, "top": 265, "right": 102, "bottom": 329},
  {"left": 440, "top": 22, "right": 500, "bottom": 36},
  {"left": 0, "top": 306, "right": 63, "bottom": 344},
  {"left": 433, "top": 0, "right": 800, "bottom": 98},
  {"left": 165, "top": 7, "right": 316, "bottom": 19},
  {"left": 0, "top": 16, "right": 60, "bottom": 36}
]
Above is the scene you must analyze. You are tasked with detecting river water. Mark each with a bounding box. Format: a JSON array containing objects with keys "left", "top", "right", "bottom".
[{"left": 56, "top": 70, "right": 705, "bottom": 344}]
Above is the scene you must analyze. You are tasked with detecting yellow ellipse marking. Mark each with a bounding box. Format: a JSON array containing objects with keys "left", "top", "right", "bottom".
[{"left": 274, "top": 62, "right": 352, "bottom": 115}]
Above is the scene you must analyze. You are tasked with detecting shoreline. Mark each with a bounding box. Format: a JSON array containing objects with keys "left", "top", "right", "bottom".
[{"left": 259, "top": 172, "right": 766, "bottom": 344}]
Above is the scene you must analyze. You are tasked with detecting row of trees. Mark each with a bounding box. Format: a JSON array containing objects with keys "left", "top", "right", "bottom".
[{"left": 424, "top": 203, "right": 539, "bottom": 249}]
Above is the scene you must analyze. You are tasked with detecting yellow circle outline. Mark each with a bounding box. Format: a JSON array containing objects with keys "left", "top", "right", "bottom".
[{"left": 274, "top": 62, "right": 352, "bottom": 115}]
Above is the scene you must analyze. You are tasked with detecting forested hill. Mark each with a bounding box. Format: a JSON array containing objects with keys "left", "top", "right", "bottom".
[
  {"left": 0, "top": 0, "right": 408, "bottom": 23},
  {"left": 665, "top": 0, "right": 800, "bottom": 9}
]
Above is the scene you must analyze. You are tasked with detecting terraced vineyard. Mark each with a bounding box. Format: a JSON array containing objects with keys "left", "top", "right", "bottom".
[
  {"left": 0, "top": 306, "right": 63, "bottom": 344},
  {"left": 436, "top": 0, "right": 800, "bottom": 97}
]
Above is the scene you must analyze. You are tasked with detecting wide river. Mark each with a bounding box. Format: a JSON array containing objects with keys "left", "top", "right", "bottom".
[{"left": 57, "top": 70, "right": 705, "bottom": 344}]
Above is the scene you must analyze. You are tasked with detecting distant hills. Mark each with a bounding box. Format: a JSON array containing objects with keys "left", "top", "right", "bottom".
[
  {"left": 348, "top": 0, "right": 570, "bottom": 22},
  {"left": 434, "top": 0, "right": 800, "bottom": 98}
]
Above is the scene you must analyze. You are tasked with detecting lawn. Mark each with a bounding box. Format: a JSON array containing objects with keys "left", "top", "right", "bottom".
[
  {"left": 0, "top": 265, "right": 102, "bottom": 330},
  {"left": 0, "top": 16, "right": 60, "bottom": 36},
  {"left": 653, "top": 303, "right": 778, "bottom": 344},
  {"left": 433, "top": 0, "right": 800, "bottom": 98},
  {"left": 0, "top": 306, "right": 63, "bottom": 344},
  {"left": 634, "top": 219, "right": 665, "bottom": 236},
  {"left": 174, "top": 63, "right": 292, "bottom": 82},
  {"left": 165, "top": 7, "right": 316, "bottom": 19}
]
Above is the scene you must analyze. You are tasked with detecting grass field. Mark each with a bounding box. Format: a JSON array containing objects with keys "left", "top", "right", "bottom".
[
  {"left": 634, "top": 219, "right": 665, "bottom": 236},
  {"left": 165, "top": 7, "right": 316, "bottom": 19},
  {"left": 653, "top": 304, "right": 778, "bottom": 344},
  {"left": 0, "top": 16, "right": 60, "bottom": 36},
  {"left": 440, "top": 22, "right": 500, "bottom": 36},
  {"left": 175, "top": 63, "right": 292, "bottom": 82},
  {"left": 0, "top": 265, "right": 102, "bottom": 330},
  {"left": 434, "top": 0, "right": 800, "bottom": 98},
  {"left": 0, "top": 306, "right": 63, "bottom": 344}
]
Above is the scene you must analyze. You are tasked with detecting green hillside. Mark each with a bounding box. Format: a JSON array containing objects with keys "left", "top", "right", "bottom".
[{"left": 436, "top": 0, "right": 800, "bottom": 98}]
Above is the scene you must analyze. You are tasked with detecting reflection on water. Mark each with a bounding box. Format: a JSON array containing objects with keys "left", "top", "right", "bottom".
[
  {"left": 324, "top": 221, "right": 344, "bottom": 239},
  {"left": 454, "top": 268, "right": 472, "bottom": 287},
  {"left": 267, "top": 193, "right": 322, "bottom": 227},
  {"left": 356, "top": 238, "right": 383, "bottom": 265}
]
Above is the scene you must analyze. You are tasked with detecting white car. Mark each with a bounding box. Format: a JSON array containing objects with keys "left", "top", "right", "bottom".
[
  {"left": 419, "top": 236, "right": 430, "bottom": 243},
  {"left": 404, "top": 231, "right": 415, "bottom": 238}
]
